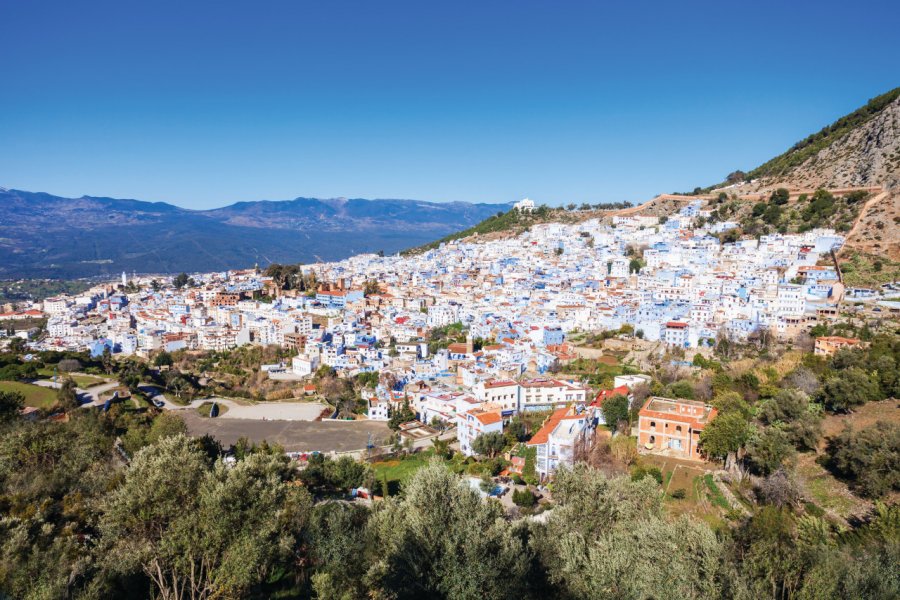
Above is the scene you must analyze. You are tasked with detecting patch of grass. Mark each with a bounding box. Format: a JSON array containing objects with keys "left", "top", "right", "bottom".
[
  {"left": 795, "top": 455, "right": 869, "bottom": 520},
  {"left": 197, "top": 401, "right": 228, "bottom": 418},
  {"left": 703, "top": 474, "right": 730, "bottom": 510},
  {"left": 372, "top": 450, "right": 468, "bottom": 492},
  {"left": 36, "top": 368, "right": 108, "bottom": 388},
  {"left": 0, "top": 380, "right": 58, "bottom": 409},
  {"left": 372, "top": 453, "right": 431, "bottom": 489},
  {"left": 803, "top": 501, "right": 825, "bottom": 518}
]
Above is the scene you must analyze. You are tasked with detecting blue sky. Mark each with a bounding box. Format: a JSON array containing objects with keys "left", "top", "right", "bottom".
[{"left": 2, "top": 1, "right": 898, "bottom": 209}]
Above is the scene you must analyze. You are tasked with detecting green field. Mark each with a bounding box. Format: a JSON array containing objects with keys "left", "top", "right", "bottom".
[
  {"left": 0, "top": 381, "right": 58, "bottom": 409},
  {"left": 372, "top": 453, "right": 431, "bottom": 489},
  {"left": 372, "top": 449, "right": 468, "bottom": 494}
]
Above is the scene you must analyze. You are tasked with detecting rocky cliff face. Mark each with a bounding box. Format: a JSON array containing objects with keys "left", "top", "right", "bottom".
[
  {"left": 720, "top": 91, "right": 900, "bottom": 260},
  {"left": 765, "top": 95, "right": 900, "bottom": 192}
]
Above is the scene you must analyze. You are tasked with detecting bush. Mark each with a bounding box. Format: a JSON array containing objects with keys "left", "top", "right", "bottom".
[
  {"left": 631, "top": 465, "right": 663, "bottom": 485},
  {"left": 820, "top": 367, "right": 881, "bottom": 412},
  {"left": 746, "top": 427, "right": 796, "bottom": 476},
  {"left": 670, "top": 488, "right": 687, "bottom": 500},
  {"left": 512, "top": 488, "right": 536, "bottom": 508},
  {"left": 825, "top": 422, "right": 899, "bottom": 498}
]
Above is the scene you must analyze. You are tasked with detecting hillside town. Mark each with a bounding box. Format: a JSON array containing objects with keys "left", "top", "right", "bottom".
[{"left": 4, "top": 199, "right": 885, "bottom": 472}]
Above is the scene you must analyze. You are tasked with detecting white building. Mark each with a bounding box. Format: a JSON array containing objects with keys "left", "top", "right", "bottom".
[
  {"left": 527, "top": 405, "right": 594, "bottom": 481},
  {"left": 514, "top": 198, "right": 536, "bottom": 213},
  {"left": 292, "top": 353, "right": 320, "bottom": 377}
]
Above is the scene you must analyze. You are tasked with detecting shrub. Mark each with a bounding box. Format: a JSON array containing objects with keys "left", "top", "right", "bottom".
[
  {"left": 512, "top": 488, "right": 536, "bottom": 508},
  {"left": 746, "top": 427, "right": 796, "bottom": 476},
  {"left": 825, "top": 422, "right": 899, "bottom": 498},
  {"left": 631, "top": 465, "right": 663, "bottom": 485},
  {"left": 671, "top": 488, "right": 687, "bottom": 500}
]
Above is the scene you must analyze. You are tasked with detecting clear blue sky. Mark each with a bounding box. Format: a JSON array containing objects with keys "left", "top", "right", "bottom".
[{"left": 2, "top": 0, "right": 898, "bottom": 209}]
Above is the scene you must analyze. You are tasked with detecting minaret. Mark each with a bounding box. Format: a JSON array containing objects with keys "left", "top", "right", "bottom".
[{"left": 121, "top": 272, "right": 127, "bottom": 287}]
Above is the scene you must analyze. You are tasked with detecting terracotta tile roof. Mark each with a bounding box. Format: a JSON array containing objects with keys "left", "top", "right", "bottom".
[
  {"left": 527, "top": 407, "right": 568, "bottom": 446},
  {"left": 815, "top": 336, "right": 860, "bottom": 344},
  {"left": 592, "top": 385, "right": 630, "bottom": 407},
  {"left": 468, "top": 409, "right": 502, "bottom": 426}
]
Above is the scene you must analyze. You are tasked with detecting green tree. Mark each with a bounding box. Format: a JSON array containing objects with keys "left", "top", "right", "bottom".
[
  {"left": 504, "top": 416, "right": 528, "bottom": 444},
  {"left": 387, "top": 400, "right": 415, "bottom": 430},
  {"left": 172, "top": 272, "right": 190, "bottom": 289},
  {"left": 0, "top": 390, "right": 24, "bottom": 423},
  {"left": 534, "top": 465, "right": 740, "bottom": 599},
  {"left": 820, "top": 366, "right": 881, "bottom": 411},
  {"left": 734, "top": 506, "right": 804, "bottom": 599},
  {"left": 146, "top": 412, "right": 188, "bottom": 445},
  {"left": 472, "top": 431, "right": 506, "bottom": 458},
  {"left": 101, "top": 435, "right": 311, "bottom": 600},
  {"left": 770, "top": 188, "right": 790, "bottom": 205},
  {"left": 699, "top": 411, "right": 750, "bottom": 461},
  {"left": 101, "top": 345, "right": 114, "bottom": 375},
  {"left": 153, "top": 350, "right": 174, "bottom": 367},
  {"left": 56, "top": 376, "right": 79, "bottom": 410},
  {"left": 512, "top": 488, "right": 536, "bottom": 507},
  {"left": 629, "top": 257, "right": 644, "bottom": 273},
  {"left": 825, "top": 422, "right": 899, "bottom": 498},
  {"left": 363, "top": 279, "right": 381, "bottom": 296},
  {"left": 6, "top": 337, "right": 27, "bottom": 354},
  {"left": 364, "top": 462, "right": 527, "bottom": 599},
  {"left": 760, "top": 390, "right": 823, "bottom": 450},
  {"left": 712, "top": 390, "right": 752, "bottom": 419},
  {"left": 601, "top": 394, "right": 630, "bottom": 430},
  {"left": 305, "top": 502, "right": 370, "bottom": 598},
  {"left": 746, "top": 427, "right": 796, "bottom": 475},
  {"left": 667, "top": 379, "right": 695, "bottom": 399}
]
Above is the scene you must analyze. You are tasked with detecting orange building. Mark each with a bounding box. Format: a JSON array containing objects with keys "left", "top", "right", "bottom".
[
  {"left": 814, "top": 336, "right": 864, "bottom": 357},
  {"left": 637, "top": 397, "right": 717, "bottom": 461}
]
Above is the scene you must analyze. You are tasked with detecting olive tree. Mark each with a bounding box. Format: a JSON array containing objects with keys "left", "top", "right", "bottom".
[
  {"left": 101, "top": 435, "right": 311, "bottom": 600},
  {"left": 364, "top": 461, "right": 527, "bottom": 599}
]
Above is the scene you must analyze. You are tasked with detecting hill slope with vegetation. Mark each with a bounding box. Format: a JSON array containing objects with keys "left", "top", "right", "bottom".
[
  {"left": 705, "top": 88, "right": 900, "bottom": 260},
  {"left": 747, "top": 87, "right": 900, "bottom": 185}
]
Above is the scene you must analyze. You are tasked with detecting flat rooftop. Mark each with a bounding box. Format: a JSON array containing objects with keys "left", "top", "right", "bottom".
[{"left": 642, "top": 396, "right": 715, "bottom": 424}]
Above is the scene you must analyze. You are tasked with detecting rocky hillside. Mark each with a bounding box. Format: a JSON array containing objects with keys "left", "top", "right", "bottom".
[
  {"left": 711, "top": 88, "right": 900, "bottom": 260},
  {"left": 745, "top": 88, "right": 900, "bottom": 190}
]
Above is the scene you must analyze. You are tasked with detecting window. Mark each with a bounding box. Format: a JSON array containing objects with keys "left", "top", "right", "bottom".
[
  {"left": 675, "top": 425, "right": 682, "bottom": 433},
  {"left": 650, "top": 421, "right": 656, "bottom": 429}
]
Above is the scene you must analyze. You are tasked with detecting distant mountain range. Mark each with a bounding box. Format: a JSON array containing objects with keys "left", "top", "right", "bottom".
[{"left": 0, "top": 190, "right": 509, "bottom": 278}]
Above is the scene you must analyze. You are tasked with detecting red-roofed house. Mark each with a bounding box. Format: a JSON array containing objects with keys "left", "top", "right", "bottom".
[
  {"left": 591, "top": 385, "right": 630, "bottom": 424},
  {"left": 527, "top": 405, "right": 595, "bottom": 481},
  {"left": 458, "top": 406, "right": 504, "bottom": 457},
  {"left": 814, "top": 336, "right": 865, "bottom": 357}
]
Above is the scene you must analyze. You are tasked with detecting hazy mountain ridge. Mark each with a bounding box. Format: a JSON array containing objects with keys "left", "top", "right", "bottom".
[{"left": 0, "top": 189, "right": 509, "bottom": 278}]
